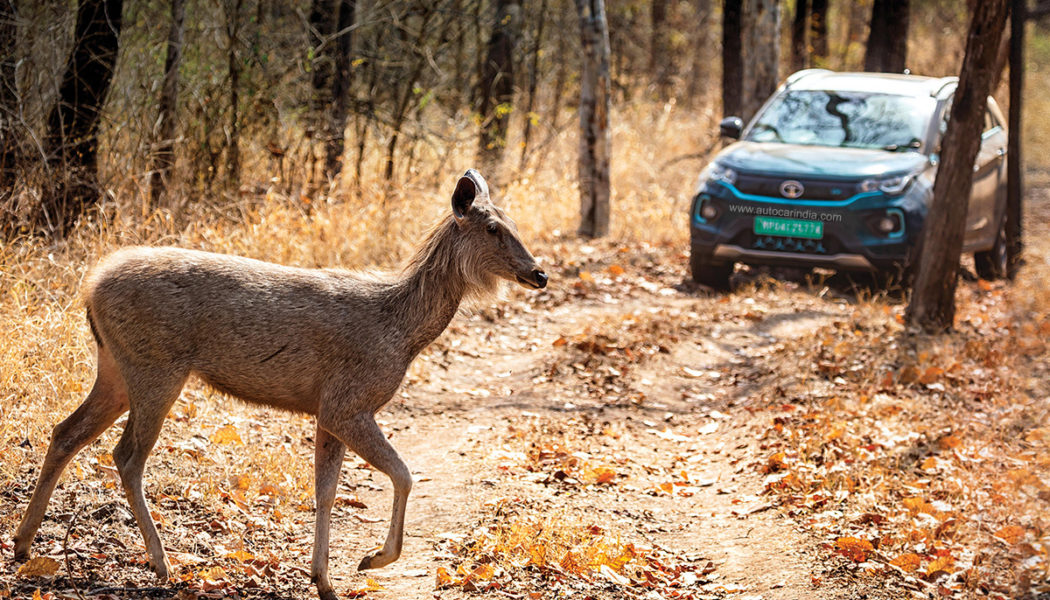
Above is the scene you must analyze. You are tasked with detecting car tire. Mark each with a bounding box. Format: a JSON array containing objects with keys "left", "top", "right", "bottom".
[
  {"left": 974, "top": 212, "right": 1008, "bottom": 280},
  {"left": 690, "top": 251, "right": 733, "bottom": 290}
]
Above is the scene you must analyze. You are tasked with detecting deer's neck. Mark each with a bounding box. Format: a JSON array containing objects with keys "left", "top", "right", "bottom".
[{"left": 390, "top": 221, "right": 468, "bottom": 358}]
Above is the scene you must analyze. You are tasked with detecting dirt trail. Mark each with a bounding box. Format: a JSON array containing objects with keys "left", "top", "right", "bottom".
[{"left": 325, "top": 275, "right": 874, "bottom": 599}]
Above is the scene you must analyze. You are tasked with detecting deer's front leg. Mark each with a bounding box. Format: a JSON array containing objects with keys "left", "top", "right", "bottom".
[
  {"left": 312, "top": 424, "right": 346, "bottom": 600},
  {"left": 322, "top": 411, "right": 412, "bottom": 571}
]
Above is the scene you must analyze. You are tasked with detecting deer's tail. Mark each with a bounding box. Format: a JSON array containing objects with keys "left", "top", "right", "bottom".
[{"left": 86, "top": 307, "right": 104, "bottom": 348}]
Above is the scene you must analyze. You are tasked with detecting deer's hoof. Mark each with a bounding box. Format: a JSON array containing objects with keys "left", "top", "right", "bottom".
[
  {"left": 317, "top": 589, "right": 339, "bottom": 600},
  {"left": 12, "top": 535, "right": 29, "bottom": 562},
  {"left": 358, "top": 549, "right": 399, "bottom": 571},
  {"left": 152, "top": 558, "right": 172, "bottom": 581}
]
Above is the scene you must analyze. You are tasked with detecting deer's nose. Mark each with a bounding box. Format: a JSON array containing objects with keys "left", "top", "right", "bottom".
[{"left": 533, "top": 269, "right": 548, "bottom": 289}]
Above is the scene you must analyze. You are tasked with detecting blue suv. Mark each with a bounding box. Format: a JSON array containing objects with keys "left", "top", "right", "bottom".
[{"left": 690, "top": 69, "right": 1009, "bottom": 289}]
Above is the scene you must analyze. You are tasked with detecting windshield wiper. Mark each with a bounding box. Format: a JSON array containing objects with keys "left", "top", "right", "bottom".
[{"left": 881, "top": 140, "right": 922, "bottom": 152}]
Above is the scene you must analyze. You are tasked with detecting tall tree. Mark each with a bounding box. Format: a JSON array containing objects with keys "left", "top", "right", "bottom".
[
  {"left": 722, "top": 0, "right": 742, "bottom": 117},
  {"left": 382, "top": 5, "right": 436, "bottom": 181},
  {"left": 687, "top": 0, "right": 713, "bottom": 101},
  {"left": 325, "top": 0, "right": 355, "bottom": 180},
  {"left": 0, "top": 0, "right": 16, "bottom": 192},
  {"left": 906, "top": 0, "right": 1009, "bottom": 333},
  {"left": 864, "top": 0, "right": 909, "bottom": 73},
  {"left": 44, "top": 0, "right": 123, "bottom": 235},
  {"left": 790, "top": 0, "right": 808, "bottom": 72},
  {"left": 741, "top": 0, "right": 779, "bottom": 121},
  {"left": 575, "top": 0, "right": 611, "bottom": 238},
  {"left": 809, "top": 0, "right": 828, "bottom": 64},
  {"left": 1005, "top": 0, "right": 1024, "bottom": 278},
  {"left": 308, "top": 0, "right": 335, "bottom": 183},
  {"left": 307, "top": 0, "right": 355, "bottom": 182},
  {"left": 519, "top": 0, "right": 547, "bottom": 171},
  {"left": 650, "top": 0, "right": 671, "bottom": 97},
  {"left": 477, "top": 0, "right": 518, "bottom": 168},
  {"left": 223, "top": 0, "right": 245, "bottom": 187},
  {"left": 149, "top": 0, "right": 185, "bottom": 206}
]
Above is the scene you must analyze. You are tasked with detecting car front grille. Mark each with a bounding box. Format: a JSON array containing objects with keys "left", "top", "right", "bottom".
[
  {"left": 732, "top": 231, "right": 843, "bottom": 255},
  {"left": 734, "top": 174, "right": 859, "bottom": 201}
]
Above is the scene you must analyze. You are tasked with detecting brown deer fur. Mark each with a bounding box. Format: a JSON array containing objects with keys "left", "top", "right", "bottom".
[{"left": 12, "top": 170, "right": 547, "bottom": 600}]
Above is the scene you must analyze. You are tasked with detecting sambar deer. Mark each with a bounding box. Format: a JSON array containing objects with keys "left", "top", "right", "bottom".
[{"left": 13, "top": 170, "right": 547, "bottom": 600}]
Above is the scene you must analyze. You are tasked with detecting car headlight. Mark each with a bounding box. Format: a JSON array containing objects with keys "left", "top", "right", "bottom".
[
  {"left": 859, "top": 170, "right": 921, "bottom": 195},
  {"left": 697, "top": 162, "right": 738, "bottom": 190}
]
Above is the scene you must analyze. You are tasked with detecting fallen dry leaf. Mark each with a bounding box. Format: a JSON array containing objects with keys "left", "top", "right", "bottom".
[
  {"left": 224, "top": 550, "right": 254, "bottom": 562},
  {"left": 17, "top": 557, "right": 60, "bottom": 578},
  {"left": 890, "top": 552, "right": 921, "bottom": 573},
  {"left": 994, "top": 525, "right": 1026, "bottom": 544},
  {"left": 210, "top": 425, "right": 243, "bottom": 445},
  {"left": 834, "top": 537, "right": 873, "bottom": 562},
  {"left": 926, "top": 554, "right": 954, "bottom": 576}
]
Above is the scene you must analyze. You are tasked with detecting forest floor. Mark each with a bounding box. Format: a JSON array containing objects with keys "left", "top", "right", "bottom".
[{"left": 1, "top": 192, "right": 1048, "bottom": 600}]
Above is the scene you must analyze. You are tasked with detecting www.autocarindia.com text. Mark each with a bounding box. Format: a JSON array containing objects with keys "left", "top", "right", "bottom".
[{"left": 727, "top": 203, "right": 843, "bottom": 222}]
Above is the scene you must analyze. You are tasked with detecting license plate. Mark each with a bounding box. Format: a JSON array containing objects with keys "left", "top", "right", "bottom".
[{"left": 753, "top": 216, "right": 823, "bottom": 239}]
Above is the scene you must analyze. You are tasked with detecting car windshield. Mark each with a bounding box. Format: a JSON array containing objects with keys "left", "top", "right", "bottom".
[{"left": 745, "top": 90, "right": 936, "bottom": 151}]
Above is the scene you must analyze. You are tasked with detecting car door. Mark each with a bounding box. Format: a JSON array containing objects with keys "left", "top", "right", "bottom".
[{"left": 966, "top": 104, "right": 1007, "bottom": 251}]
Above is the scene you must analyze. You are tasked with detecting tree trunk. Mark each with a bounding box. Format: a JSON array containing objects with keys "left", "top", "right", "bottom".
[
  {"left": 722, "top": 0, "right": 742, "bottom": 117},
  {"left": 687, "top": 0, "right": 713, "bottom": 102},
  {"left": 383, "top": 8, "right": 434, "bottom": 182},
  {"left": 575, "top": 0, "right": 611, "bottom": 239},
  {"left": 790, "top": 0, "right": 808, "bottom": 72},
  {"left": 906, "top": 0, "right": 1009, "bottom": 333},
  {"left": 44, "top": 0, "right": 123, "bottom": 236},
  {"left": 324, "top": 0, "right": 355, "bottom": 180},
  {"left": 308, "top": 0, "right": 335, "bottom": 185},
  {"left": 477, "top": 0, "right": 517, "bottom": 169},
  {"left": 224, "top": 0, "right": 244, "bottom": 187},
  {"left": 1005, "top": 0, "right": 1024, "bottom": 278},
  {"left": 650, "top": 0, "right": 671, "bottom": 98},
  {"left": 0, "top": 0, "right": 17, "bottom": 193},
  {"left": 809, "top": 0, "right": 827, "bottom": 64},
  {"left": 864, "top": 0, "right": 909, "bottom": 73},
  {"left": 226, "top": 23, "right": 240, "bottom": 185},
  {"left": 519, "top": 0, "right": 547, "bottom": 171},
  {"left": 741, "top": 0, "right": 779, "bottom": 122},
  {"left": 149, "top": 0, "right": 185, "bottom": 206}
]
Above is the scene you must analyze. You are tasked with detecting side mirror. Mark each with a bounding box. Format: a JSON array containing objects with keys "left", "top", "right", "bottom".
[{"left": 719, "top": 116, "right": 744, "bottom": 140}]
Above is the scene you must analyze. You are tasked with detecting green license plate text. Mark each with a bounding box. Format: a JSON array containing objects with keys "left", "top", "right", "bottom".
[{"left": 753, "top": 216, "right": 824, "bottom": 239}]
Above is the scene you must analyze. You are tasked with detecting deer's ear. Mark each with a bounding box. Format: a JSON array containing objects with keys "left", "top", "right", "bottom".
[{"left": 452, "top": 169, "right": 489, "bottom": 223}]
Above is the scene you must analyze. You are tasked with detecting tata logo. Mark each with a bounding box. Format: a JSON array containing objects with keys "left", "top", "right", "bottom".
[{"left": 780, "top": 180, "right": 805, "bottom": 199}]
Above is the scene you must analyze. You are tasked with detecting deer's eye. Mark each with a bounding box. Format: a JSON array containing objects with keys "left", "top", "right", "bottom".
[{"left": 486, "top": 223, "right": 500, "bottom": 236}]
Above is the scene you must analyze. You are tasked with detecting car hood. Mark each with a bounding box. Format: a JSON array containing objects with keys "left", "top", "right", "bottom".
[{"left": 717, "top": 141, "right": 930, "bottom": 179}]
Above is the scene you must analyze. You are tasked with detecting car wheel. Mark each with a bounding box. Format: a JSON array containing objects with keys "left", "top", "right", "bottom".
[
  {"left": 690, "top": 251, "right": 733, "bottom": 290},
  {"left": 974, "top": 212, "right": 1008, "bottom": 280}
]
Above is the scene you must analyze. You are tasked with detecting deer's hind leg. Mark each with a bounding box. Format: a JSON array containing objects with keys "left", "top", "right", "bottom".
[
  {"left": 112, "top": 365, "right": 188, "bottom": 580},
  {"left": 14, "top": 344, "right": 129, "bottom": 561}
]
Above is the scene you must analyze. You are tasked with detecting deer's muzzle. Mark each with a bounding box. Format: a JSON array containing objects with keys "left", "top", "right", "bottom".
[{"left": 517, "top": 269, "right": 548, "bottom": 289}]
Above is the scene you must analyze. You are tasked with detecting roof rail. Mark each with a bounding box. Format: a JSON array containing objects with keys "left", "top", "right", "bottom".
[
  {"left": 931, "top": 76, "right": 958, "bottom": 98},
  {"left": 785, "top": 68, "right": 832, "bottom": 86}
]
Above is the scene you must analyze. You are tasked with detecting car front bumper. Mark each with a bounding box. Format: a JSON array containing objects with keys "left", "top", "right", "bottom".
[{"left": 689, "top": 180, "right": 930, "bottom": 272}]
